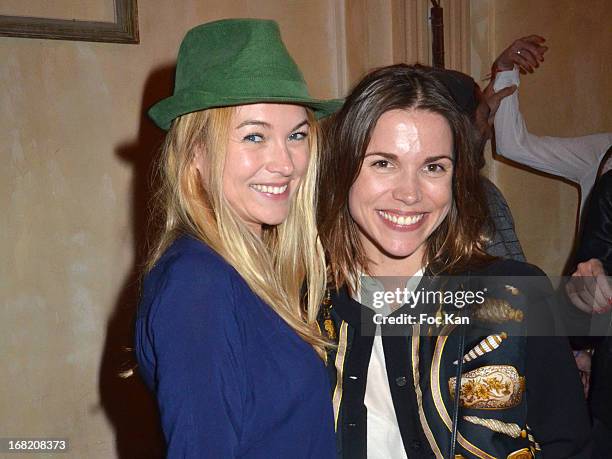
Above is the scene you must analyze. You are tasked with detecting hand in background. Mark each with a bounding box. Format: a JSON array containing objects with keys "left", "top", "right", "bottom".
[
  {"left": 476, "top": 80, "right": 517, "bottom": 138},
  {"left": 493, "top": 35, "right": 548, "bottom": 74},
  {"left": 566, "top": 258, "right": 612, "bottom": 314}
]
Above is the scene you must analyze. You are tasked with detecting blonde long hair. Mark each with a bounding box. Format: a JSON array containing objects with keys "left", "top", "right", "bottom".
[{"left": 146, "top": 106, "right": 329, "bottom": 357}]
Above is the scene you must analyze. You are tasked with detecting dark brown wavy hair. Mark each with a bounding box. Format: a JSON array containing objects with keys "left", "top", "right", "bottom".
[{"left": 317, "top": 64, "right": 493, "bottom": 291}]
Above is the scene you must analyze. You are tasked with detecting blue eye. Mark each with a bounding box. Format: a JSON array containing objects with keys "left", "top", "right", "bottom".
[
  {"left": 243, "top": 133, "right": 264, "bottom": 143},
  {"left": 289, "top": 131, "right": 308, "bottom": 141}
]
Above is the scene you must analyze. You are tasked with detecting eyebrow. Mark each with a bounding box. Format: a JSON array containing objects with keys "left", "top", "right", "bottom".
[
  {"left": 364, "top": 152, "right": 399, "bottom": 160},
  {"left": 236, "top": 120, "right": 271, "bottom": 129},
  {"left": 365, "top": 152, "right": 454, "bottom": 163},
  {"left": 235, "top": 119, "right": 309, "bottom": 131},
  {"left": 423, "top": 155, "right": 454, "bottom": 163}
]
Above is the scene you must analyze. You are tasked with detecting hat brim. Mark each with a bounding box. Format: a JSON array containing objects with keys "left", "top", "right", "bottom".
[{"left": 149, "top": 91, "right": 343, "bottom": 130}]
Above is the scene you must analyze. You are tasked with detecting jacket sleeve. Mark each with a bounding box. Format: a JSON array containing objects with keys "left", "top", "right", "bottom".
[
  {"left": 145, "top": 253, "right": 246, "bottom": 458},
  {"left": 525, "top": 277, "right": 592, "bottom": 458}
]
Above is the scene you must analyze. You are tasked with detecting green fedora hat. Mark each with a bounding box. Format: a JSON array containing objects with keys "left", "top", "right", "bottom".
[{"left": 149, "top": 18, "right": 343, "bottom": 130}]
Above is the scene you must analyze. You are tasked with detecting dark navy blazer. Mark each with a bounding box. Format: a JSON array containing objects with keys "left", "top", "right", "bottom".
[{"left": 135, "top": 236, "right": 335, "bottom": 458}]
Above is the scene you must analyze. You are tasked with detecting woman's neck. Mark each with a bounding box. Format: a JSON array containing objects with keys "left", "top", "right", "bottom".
[{"left": 365, "top": 246, "right": 425, "bottom": 278}]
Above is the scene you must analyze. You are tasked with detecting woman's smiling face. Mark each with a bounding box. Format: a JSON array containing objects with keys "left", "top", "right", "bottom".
[
  {"left": 195, "top": 103, "right": 311, "bottom": 235},
  {"left": 348, "top": 108, "right": 454, "bottom": 273}
]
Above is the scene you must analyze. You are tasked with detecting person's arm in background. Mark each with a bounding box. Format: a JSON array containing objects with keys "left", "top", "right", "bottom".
[{"left": 491, "top": 35, "right": 612, "bottom": 211}]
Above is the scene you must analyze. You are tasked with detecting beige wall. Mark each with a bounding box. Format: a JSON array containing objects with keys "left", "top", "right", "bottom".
[
  {"left": 2, "top": 1, "right": 610, "bottom": 457},
  {"left": 1, "top": 2, "right": 341, "bottom": 458}
]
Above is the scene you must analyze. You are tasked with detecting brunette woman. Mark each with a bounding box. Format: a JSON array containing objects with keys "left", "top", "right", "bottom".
[{"left": 317, "top": 64, "right": 591, "bottom": 459}]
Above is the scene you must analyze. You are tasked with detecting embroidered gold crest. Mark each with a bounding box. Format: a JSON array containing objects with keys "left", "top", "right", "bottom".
[{"left": 449, "top": 365, "right": 525, "bottom": 409}]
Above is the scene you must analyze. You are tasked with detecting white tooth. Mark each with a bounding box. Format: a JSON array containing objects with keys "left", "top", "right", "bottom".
[
  {"left": 380, "top": 212, "right": 426, "bottom": 226},
  {"left": 273, "top": 186, "right": 280, "bottom": 194},
  {"left": 281, "top": 185, "right": 287, "bottom": 193},
  {"left": 264, "top": 186, "right": 271, "bottom": 193}
]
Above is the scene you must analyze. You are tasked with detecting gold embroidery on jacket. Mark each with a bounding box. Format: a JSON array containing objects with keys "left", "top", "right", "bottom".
[
  {"left": 507, "top": 447, "right": 533, "bottom": 459},
  {"left": 473, "top": 298, "right": 524, "bottom": 324},
  {"left": 453, "top": 332, "right": 508, "bottom": 365},
  {"left": 322, "top": 290, "right": 337, "bottom": 341},
  {"left": 431, "top": 332, "right": 497, "bottom": 459},
  {"left": 505, "top": 285, "right": 520, "bottom": 296},
  {"left": 449, "top": 365, "right": 525, "bottom": 409},
  {"left": 463, "top": 415, "right": 526, "bottom": 439}
]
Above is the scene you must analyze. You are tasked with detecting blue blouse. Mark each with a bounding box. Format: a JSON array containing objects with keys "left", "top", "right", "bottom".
[{"left": 135, "top": 236, "right": 335, "bottom": 458}]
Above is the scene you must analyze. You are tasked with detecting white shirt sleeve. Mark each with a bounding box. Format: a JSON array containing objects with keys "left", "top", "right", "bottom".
[{"left": 493, "top": 68, "right": 612, "bottom": 212}]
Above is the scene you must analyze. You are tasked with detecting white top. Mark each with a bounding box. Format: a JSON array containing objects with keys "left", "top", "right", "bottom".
[
  {"left": 493, "top": 67, "right": 612, "bottom": 215},
  {"left": 357, "top": 270, "right": 423, "bottom": 459},
  {"left": 365, "top": 336, "right": 408, "bottom": 459}
]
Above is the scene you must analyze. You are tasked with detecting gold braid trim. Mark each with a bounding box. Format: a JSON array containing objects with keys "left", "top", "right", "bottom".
[
  {"left": 331, "top": 321, "right": 348, "bottom": 431},
  {"left": 411, "top": 324, "right": 444, "bottom": 459},
  {"left": 463, "top": 415, "right": 526, "bottom": 439},
  {"left": 454, "top": 332, "right": 508, "bottom": 365}
]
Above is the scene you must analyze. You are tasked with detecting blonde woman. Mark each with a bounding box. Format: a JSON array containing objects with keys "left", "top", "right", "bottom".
[{"left": 135, "top": 19, "right": 340, "bottom": 458}]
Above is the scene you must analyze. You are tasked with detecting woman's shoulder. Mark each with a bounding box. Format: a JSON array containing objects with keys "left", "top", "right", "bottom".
[
  {"left": 139, "top": 236, "right": 241, "bottom": 320},
  {"left": 135, "top": 237, "right": 247, "bottom": 390},
  {"left": 146, "top": 235, "right": 242, "bottom": 290}
]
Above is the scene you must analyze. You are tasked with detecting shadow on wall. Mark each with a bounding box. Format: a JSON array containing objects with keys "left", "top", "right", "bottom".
[{"left": 98, "top": 63, "right": 176, "bottom": 459}]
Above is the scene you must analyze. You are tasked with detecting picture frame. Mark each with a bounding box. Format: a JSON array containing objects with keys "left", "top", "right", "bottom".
[{"left": 0, "top": 0, "right": 139, "bottom": 44}]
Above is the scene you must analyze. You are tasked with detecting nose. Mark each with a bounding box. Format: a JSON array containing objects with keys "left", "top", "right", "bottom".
[
  {"left": 391, "top": 175, "right": 422, "bottom": 205},
  {"left": 266, "top": 139, "right": 295, "bottom": 176}
]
